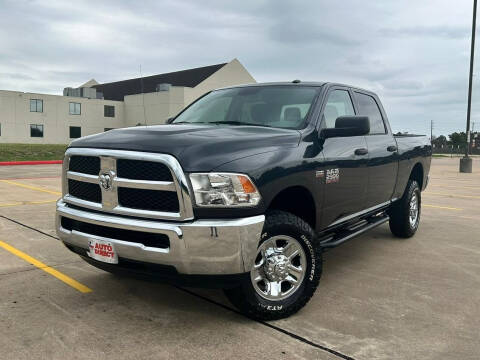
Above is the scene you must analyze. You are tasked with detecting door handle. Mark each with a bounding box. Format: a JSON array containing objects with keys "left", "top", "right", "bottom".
[
  {"left": 354, "top": 148, "right": 368, "bottom": 156},
  {"left": 387, "top": 145, "right": 397, "bottom": 152}
]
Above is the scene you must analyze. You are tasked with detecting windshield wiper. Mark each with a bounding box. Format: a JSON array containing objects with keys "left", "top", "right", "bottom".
[{"left": 209, "top": 121, "right": 271, "bottom": 127}]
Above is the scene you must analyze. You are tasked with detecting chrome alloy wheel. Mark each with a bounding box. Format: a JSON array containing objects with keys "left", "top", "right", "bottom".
[
  {"left": 409, "top": 192, "right": 419, "bottom": 228},
  {"left": 250, "top": 235, "right": 307, "bottom": 301}
]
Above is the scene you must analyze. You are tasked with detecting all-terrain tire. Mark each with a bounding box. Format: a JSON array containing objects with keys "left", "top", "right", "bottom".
[
  {"left": 224, "top": 210, "right": 322, "bottom": 321},
  {"left": 388, "top": 179, "right": 421, "bottom": 238}
]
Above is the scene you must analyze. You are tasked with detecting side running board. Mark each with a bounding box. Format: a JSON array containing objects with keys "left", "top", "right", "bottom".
[{"left": 319, "top": 213, "right": 389, "bottom": 249}]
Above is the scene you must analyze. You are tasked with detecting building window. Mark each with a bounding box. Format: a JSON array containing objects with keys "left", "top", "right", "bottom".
[
  {"left": 30, "top": 99, "right": 43, "bottom": 112},
  {"left": 69, "top": 126, "right": 81, "bottom": 138},
  {"left": 104, "top": 105, "right": 115, "bottom": 117},
  {"left": 30, "top": 124, "right": 44, "bottom": 138},
  {"left": 69, "top": 102, "right": 81, "bottom": 115},
  {"left": 104, "top": 128, "right": 114, "bottom": 132}
]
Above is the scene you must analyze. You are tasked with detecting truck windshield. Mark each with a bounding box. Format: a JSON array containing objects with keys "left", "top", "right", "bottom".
[{"left": 172, "top": 86, "right": 319, "bottom": 129}]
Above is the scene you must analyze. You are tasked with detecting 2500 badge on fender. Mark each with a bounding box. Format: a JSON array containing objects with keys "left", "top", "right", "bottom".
[{"left": 56, "top": 81, "right": 431, "bottom": 320}]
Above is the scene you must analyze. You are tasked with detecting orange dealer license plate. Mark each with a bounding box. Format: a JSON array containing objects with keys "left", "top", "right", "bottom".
[{"left": 88, "top": 238, "right": 118, "bottom": 264}]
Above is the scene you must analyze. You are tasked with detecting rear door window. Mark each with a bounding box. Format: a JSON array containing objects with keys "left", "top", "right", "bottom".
[{"left": 355, "top": 93, "right": 386, "bottom": 134}]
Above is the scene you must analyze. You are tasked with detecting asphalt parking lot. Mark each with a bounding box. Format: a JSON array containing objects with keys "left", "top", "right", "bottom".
[{"left": 0, "top": 158, "right": 479, "bottom": 360}]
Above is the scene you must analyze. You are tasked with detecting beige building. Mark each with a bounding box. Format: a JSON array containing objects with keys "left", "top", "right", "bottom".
[{"left": 0, "top": 59, "right": 255, "bottom": 144}]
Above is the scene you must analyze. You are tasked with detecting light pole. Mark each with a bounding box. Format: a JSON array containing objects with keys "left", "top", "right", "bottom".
[
  {"left": 430, "top": 120, "right": 434, "bottom": 145},
  {"left": 460, "top": 0, "right": 477, "bottom": 172}
]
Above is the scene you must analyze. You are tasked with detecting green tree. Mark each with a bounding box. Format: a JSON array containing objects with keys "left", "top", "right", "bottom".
[
  {"left": 432, "top": 135, "right": 447, "bottom": 147},
  {"left": 448, "top": 132, "right": 467, "bottom": 146}
]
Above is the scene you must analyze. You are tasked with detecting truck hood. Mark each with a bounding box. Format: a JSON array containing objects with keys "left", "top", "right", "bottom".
[{"left": 69, "top": 124, "right": 301, "bottom": 171}]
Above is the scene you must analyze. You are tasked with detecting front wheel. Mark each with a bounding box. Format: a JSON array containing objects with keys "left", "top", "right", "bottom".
[
  {"left": 224, "top": 210, "right": 322, "bottom": 321},
  {"left": 388, "top": 179, "right": 421, "bottom": 238}
]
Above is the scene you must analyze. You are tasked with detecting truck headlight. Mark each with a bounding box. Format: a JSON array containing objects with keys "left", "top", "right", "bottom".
[{"left": 189, "top": 173, "right": 261, "bottom": 207}]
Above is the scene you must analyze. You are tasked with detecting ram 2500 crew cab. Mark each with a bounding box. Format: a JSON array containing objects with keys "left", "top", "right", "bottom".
[{"left": 56, "top": 82, "right": 431, "bottom": 320}]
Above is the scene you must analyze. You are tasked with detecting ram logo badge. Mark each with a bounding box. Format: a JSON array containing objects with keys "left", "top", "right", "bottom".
[{"left": 99, "top": 171, "right": 115, "bottom": 191}]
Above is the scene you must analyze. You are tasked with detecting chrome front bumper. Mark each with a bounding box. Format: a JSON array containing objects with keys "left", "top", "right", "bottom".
[{"left": 56, "top": 200, "right": 265, "bottom": 275}]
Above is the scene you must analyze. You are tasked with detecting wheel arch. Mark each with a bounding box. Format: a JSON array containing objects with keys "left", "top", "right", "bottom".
[
  {"left": 266, "top": 186, "right": 316, "bottom": 229},
  {"left": 409, "top": 162, "right": 424, "bottom": 189}
]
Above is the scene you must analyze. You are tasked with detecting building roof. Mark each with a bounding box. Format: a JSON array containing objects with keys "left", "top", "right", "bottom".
[
  {"left": 93, "top": 62, "right": 227, "bottom": 101},
  {"left": 79, "top": 79, "right": 99, "bottom": 88}
]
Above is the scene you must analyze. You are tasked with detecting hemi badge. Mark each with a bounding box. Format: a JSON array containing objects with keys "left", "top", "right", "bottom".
[{"left": 315, "top": 171, "right": 324, "bottom": 178}]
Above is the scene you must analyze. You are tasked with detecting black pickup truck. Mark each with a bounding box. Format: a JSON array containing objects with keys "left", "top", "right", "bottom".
[{"left": 56, "top": 82, "right": 431, "bottom": 320}]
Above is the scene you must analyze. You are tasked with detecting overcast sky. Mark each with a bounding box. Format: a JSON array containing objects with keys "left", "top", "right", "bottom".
[{"left": 0, "top": 0, "right": 477, "bottom": 135}]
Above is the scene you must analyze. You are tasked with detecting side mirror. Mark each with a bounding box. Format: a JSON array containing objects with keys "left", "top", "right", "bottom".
[
  {"left": 166, "top": 117, "right": 175, "bottom": 124},
  {"left": 321, "top": 116, "right": 370, "bottom": 138}
]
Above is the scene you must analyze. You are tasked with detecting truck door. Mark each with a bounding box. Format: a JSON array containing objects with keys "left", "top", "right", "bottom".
[
  {"left": 319, "top": 88, "right": 369, "bottom": 228},
  {"left": 354, "top": 91, "right": 398, "bottom": 208}
]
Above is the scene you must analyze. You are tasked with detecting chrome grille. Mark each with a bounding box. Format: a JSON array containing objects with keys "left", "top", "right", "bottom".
[
  {"left": 117, "top": 159, "right": 173, "bottom": 181},
  {"left": 69, "top": 155, "right": 100, "bottom": 175},
  {"left": 68, "top": 179, "right": 101, "bottom": 203},
  {"left": 118, "top": 187, "right": 179, "bottom": 212},
  {"left": 62, "top": 148, "right": 193, "bottom": 220}
]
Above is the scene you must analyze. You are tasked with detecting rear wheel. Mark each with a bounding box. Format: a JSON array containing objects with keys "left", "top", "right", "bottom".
[
  {"left": 224, "top": 210, "right": 322, "bottom": 321},
  {"left": 388, "top": 179, "right": 421, "bottom": 238}
]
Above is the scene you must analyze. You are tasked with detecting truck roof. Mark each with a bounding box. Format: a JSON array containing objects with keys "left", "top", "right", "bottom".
[
  {"left": 217, "top": 81, "right": 326, "bottom": 90},
  {"left": 216, "top": 82, "right": 374, "bottom": 95}
]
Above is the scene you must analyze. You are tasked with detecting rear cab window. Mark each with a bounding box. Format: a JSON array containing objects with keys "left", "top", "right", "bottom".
[{"left": 355, "top": 92, "right": 386, "bottom": 134}]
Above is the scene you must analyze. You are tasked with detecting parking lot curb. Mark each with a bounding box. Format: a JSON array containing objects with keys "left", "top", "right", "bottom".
[{"left": 0, "top": 160, "right": 63, "bottom": 166}]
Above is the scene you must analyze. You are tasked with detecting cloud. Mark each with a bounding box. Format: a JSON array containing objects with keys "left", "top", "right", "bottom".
[
  {"left": 0, "top": 0, "right": 476, "bottom": 135},
  {"left": 380, "top": 26, "right": 469, "bottom": 39},
  {"left": 269, "top": 23, "right": 362, "bottom": 46}
]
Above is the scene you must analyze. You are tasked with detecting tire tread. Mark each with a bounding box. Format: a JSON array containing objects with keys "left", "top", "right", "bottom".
[
  {"left": 224, "top": 210, "right": 322, "bottom": 321},
  {"left": 388, "top": 180, "right": 421, "bottom": 238}
]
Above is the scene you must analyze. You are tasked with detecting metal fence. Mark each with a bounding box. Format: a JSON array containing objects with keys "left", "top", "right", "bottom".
[{"left": 432, "top": 144, "right": 480, "bottom": 156}]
